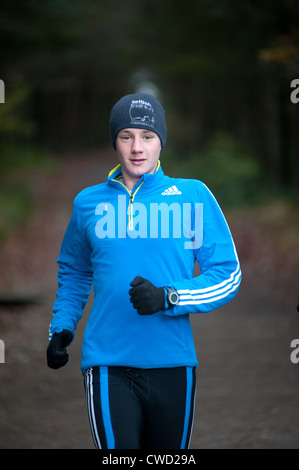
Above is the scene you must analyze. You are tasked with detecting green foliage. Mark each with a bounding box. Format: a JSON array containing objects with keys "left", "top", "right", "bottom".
[
  {"left": 164, "top": 133, "right": 264, "bottom": 209},
  {"left": 0, "top": 184, "right": 32, "bottom": 241},
  {"left": 0, "top": 79, "right": 38, "bottom": 177},
  {"left": 0, "top": 78, "right": 58, "bottom": 173},
  {"left": 0, "top": 143, "right": 58, "bottom": 174},
  {"left": 0, "top": 81, "right": 35, "bottom": 141},
  {"left": 0, "top": 80, "right": 59, "bottom": 238}
]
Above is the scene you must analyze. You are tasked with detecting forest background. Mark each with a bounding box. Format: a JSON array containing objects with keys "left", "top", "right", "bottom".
[{"left": 1, "top": 0, "right": 299, "bottom": 215}]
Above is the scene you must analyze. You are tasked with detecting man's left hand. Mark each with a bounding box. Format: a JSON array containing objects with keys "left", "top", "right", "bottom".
[{"left": 129, "top": 276, "right": 165, "bottom": 315}]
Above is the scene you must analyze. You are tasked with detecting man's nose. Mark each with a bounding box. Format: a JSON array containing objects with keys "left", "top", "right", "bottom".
[{"left": 131, "top": 137, "right": 143, "bottom": 152}]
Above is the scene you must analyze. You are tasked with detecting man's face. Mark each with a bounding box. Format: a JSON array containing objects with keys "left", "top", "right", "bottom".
[{"left": 115, "top": 128, "right": 161, "bottom": 186}]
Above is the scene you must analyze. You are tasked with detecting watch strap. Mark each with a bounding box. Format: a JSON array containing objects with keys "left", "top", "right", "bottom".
[{"left": 165, "top": 286, "right": 179, "bottom": 309}]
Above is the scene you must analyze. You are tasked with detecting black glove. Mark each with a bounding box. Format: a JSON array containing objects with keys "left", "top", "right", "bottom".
[
  {"left": 47, "top": 329, "right": 73, "bottom": 369},
  {"left": 129, "top": 276, "right": 165, "bottom": 315}
]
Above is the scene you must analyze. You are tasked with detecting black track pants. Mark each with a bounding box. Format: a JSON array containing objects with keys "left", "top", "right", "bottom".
[{"left": 84, "top": 366, "right": 196, "bottom": 449}]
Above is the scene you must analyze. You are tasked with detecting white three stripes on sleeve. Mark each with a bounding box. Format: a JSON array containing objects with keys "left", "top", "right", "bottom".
[
  {"left": 177, "top": 181, "right": 242, "bottom": 307},
  {"left": 177, "top": 249, "right": 241, "bottom": 306}
]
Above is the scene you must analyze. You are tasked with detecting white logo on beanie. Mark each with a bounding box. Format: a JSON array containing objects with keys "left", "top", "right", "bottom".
[{"left": 129, "top": 99, "right": 155, "bottom": 127}]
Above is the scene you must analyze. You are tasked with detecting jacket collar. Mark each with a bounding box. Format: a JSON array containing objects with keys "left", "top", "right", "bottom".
[{"left": 107, "top": 160, "right": 164, "bottom": 193}]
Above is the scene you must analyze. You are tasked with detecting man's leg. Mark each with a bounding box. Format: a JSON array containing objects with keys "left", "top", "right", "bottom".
[
  {"left": 84, "top": 366, "right": 144, "bottom": 449},
  {"left": 142, "top": 367, "right": 196, "bottom": 449}
]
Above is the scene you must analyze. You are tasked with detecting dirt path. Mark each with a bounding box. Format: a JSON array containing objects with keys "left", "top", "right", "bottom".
[{"left": 0, "top": 150, "right": 298, "bottom": 449}]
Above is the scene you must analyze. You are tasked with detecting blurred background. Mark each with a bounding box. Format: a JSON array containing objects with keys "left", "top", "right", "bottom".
[
  {"left": 1, "top": 0, "right": 299, "bottom": 188},
  {"left": 0, "top": 0, "right": 298, "bottom": 449}
]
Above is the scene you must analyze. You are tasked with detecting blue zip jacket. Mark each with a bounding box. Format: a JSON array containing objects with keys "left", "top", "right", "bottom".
[{"left": 49, "top": 163, "right": 241, "bottom": 373}]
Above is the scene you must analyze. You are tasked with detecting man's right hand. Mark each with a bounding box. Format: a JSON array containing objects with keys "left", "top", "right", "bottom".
[{"left": 47, "top": 329, "right": 73, "bottom": 369}]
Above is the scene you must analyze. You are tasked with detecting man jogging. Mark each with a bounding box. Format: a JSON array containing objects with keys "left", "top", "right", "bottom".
[{"left": 47, "top": 93, "right": 241, "bottom": 449}]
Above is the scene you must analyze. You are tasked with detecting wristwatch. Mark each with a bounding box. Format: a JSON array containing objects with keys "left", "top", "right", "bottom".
[{"left": 165, "top": 287, "right": 179, "bottom": 309}]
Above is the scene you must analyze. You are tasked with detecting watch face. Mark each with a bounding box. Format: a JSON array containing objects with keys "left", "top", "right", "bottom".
[{"left": 169, "top": 291, "right": 179, "bottom": 305}]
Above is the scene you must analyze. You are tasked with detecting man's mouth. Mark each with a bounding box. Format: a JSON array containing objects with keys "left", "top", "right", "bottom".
[{"left": 130, "top": 159, "right": 146, "bottom": 166}]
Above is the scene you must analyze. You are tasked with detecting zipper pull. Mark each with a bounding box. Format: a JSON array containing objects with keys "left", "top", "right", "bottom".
[{"left": 128, "top": 193, "right": 134, "bottom": 230}]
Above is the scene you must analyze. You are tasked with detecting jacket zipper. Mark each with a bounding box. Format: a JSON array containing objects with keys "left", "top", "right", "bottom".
[{"left": 111, "top": 179, "right": 144, "bottom": 230}]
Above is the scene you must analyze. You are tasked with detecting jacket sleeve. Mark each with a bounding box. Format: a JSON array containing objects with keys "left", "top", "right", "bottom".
[
  {"left": 49, "top": 195, "right": 93, "bottom": 340},
  {"left": 165, "top": 182, "right": 241, "bottom": 316}
]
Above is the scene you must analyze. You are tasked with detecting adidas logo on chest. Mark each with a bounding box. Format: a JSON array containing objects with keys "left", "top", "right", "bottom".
[{"left": 161, "top": 185, "right": 182, "bottom": 195}]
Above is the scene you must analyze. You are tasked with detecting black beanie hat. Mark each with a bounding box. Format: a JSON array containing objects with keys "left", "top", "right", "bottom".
[{"left": 109, "top": 93, "right": 167, "bottom": 150}]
